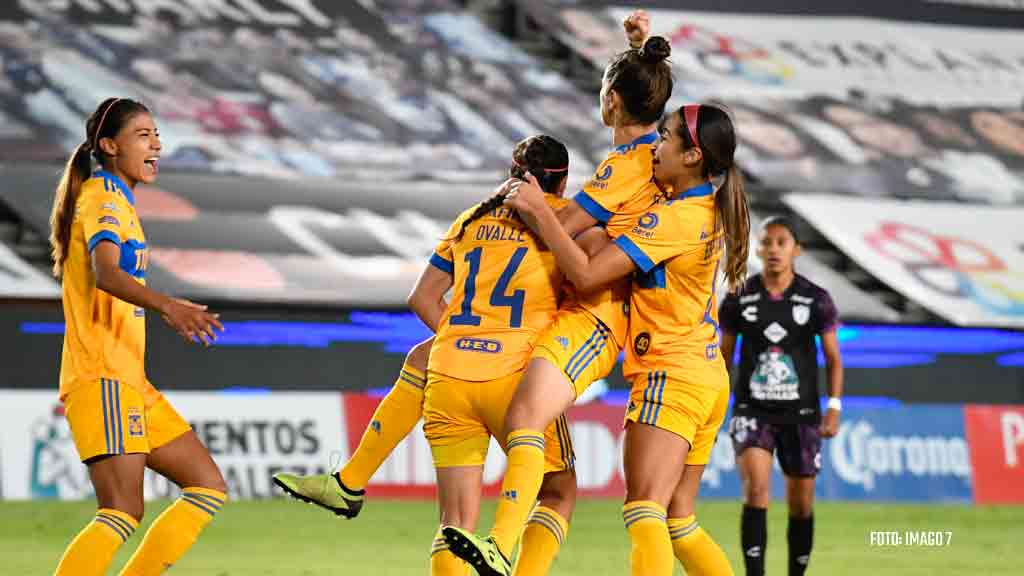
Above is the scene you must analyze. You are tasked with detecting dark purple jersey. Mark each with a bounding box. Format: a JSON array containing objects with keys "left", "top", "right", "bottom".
[{"left": 720, "top": 273, "right": 838, "bottom": 424}]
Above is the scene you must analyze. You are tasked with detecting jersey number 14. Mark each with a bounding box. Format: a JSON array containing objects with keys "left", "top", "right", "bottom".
[{"left": 450, "top": 247, "right": 528, "bottom": 328}]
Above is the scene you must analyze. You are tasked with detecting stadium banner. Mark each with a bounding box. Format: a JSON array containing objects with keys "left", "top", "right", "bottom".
[
  {"left": 0, "top": 242, "right": 59, "bottom": 298},
  {"left": 350, "top": 395, "right": 977, "bottom": 503},
  {"left": 0, "top": 389, "right": 1000, "bottom": 503},
  {"left": 821, "top": 405, "right": 972, "bottom": 502},
  {"left": 786, "top": 194, "right": 1024, "bottom": 328},
  {"left": 0, "top": 390, "right": 345, "bottom": 501},
  {"left": 543, "top": 6, "right": 1024, "bottom": 206},
  {"left": 592, "top": 8, "right": 1024, "bottom": 105},
  {"left": 964, "top": 405, "right": 1024, "bottom": 504}
]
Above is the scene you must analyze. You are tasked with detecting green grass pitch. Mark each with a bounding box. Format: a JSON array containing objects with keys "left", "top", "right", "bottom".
[{"left": 3, "top": 498, "right": 1020, "bottom": 574}]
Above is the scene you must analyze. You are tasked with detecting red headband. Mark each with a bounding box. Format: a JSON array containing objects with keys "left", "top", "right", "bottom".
[
  {"left": 92, "top": 98, "right": 122, "bottom": 149},
  {"left": 512, "top": 158, "right": 569, "bottom": 173},
  {"left": 682, "top": 104, "right": 701, "bottom": 149}
]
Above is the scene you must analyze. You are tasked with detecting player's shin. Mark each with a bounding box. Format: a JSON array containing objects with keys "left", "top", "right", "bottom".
[
  {"left": 514, "top": 506, "right": 570, "bottom": 576},
  {"left": 669, "top": 515, "right": 734, "bottom": 576},
  {"left": 490, "top": 429, "right": 547, "bottom": 557},
  {"left": 338, "top": 364, "right": 426, "bottom": 491},
  {"left": 54, "top": 509, "right": 139, "bottom": 576}
]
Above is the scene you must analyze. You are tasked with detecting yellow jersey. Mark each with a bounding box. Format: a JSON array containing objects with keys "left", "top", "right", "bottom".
[
  {"left": 613, "top": 181, "right": 726, "bottom": 379},
  {"left": 567, "top": 131, "right": 661, "bottom": 346},
  {"left": 428, "top": 196, "right": 569, "bottom": 381},
  {"left": 59, "top": 171, "right": 149, "bottom": 399}
]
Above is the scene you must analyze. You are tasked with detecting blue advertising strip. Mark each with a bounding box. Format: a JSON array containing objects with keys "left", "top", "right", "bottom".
[{"left": 699, "top": 405, "right": 972, "bottom": 503}]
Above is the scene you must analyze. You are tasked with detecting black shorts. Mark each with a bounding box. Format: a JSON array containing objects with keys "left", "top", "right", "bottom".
[{"left": 728, "top": 415, "right": 821, "bottom": 477}]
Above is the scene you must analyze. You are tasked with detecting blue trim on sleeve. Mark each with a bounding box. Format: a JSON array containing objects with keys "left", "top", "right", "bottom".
[
  {"left": 87, "top": 230, "right": 121, "bottom": 252},
  {"left": 614, "top": 235, "right": 656, "bottom": 273},
  {"left": 574, "top": 191, "right": 613, "bottom": 224},
  {"left": 429, "top": 252, "right": 454, "bottom": 274}
]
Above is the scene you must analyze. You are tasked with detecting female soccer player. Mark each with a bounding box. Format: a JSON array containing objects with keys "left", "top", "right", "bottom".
[
  {"left": 719, "top": 216, "right": 844, "bottom": 576},
  {"left": 444, "top": 16, "right": 675, "bottom": 575},
  {"left": 277, "top": 10, "right": 667, "bottom": 558},
  {"left": 491, "top": 104, "right": 748, "bottom": 576},
  {"left": 412, "top": 135, "right": 578, "bottom": 576},
  {"left": 50, "top": 97, "right": 227, "bottom": 576}
]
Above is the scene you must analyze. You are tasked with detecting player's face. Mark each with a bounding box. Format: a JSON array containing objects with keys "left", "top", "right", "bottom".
[
  {"left": 653, "top": 112, "right": 699, "bottom": 185},
  {"left": 757, "top": 224, "right": 800, "bottom": 275},
  {"left": 108, "top": 113, "right": 161, "bottom": 187}
]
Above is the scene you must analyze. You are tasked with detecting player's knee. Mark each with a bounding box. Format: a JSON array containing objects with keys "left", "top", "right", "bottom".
[
  {"left": 538, "top": 469, "right": 577, "bottom": 519},
  {"left": 743, "top": 479, "right": 771, "bottom": 507},
  {"left": 200, "top": 468, "right": 229, "bottom": 495},
  {"left": 103, "top": 494, "right": 144, "bottom": 522},
  {"left": 787, "top": 492, "right": 813, "bottom": 517}
]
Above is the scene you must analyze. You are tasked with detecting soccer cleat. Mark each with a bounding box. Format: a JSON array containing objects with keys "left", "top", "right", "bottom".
[
  {"left": 272, "top": 472, "right": 365, "bottom": 519},
  {"left": 442, "top": 526, "right": 512, "bottom": 576}
]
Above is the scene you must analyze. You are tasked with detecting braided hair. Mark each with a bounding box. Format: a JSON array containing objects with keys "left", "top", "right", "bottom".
[{"left": 447, "top": 135, "right": 569, "bottom": 243}]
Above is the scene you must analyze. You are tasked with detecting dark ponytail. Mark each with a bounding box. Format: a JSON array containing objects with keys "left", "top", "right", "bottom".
[
  {"left": 678, "top": 104, "right": 750, "bottom": 291},
  {"left": 447, "top": 135, "right": 569, "bottom": 243},
  {"left": 49, "top": 97, "right": 151, "bottom": 279},
  {"left": 49, "top": 142, "right": 92, "bottom": 278},
  {"left": 717, "top": 165, "right": 750, "bottom": 290},
  {"left": 606, "top": 36, "right": 673, "bottom": 125}
]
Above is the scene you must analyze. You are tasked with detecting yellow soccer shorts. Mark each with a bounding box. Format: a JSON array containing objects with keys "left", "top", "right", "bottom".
[
  {"left": 532, "top": 309, "right": 620, "bottom": 399},
  {"left": 423, "top": 369, "right": 574, "bottom": 472},
  {"left": 624, "top": 368, "right": 730, "bottom": 466},
  {"left": 63, "top": 378, "right": 192, "bottom": 462}
]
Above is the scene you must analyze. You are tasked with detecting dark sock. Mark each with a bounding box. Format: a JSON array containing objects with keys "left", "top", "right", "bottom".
[
  {"left": 741, "top": 505, "right": 767, "bottom": 576},
  {"left": 788, "top": 515, "right": 814, "bottom": 576}
]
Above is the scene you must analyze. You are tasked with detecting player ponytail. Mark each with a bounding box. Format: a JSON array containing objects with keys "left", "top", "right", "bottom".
[
  {"left": 49, "top": 98, "right": 150, "bottom": 278},
  {"left": 447, "top": 135, "right": 569, "bottom": 243},
  {"left": 49, "top": 142, "right": 92, "bottom": 278},
  {"left": 679, "top": 103, "right": 750, "bottom": 291}
]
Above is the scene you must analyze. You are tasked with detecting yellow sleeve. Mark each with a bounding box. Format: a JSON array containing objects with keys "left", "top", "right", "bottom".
[
  {"left": 78, "top": 181, "right": 126, "bottom": 253},
  {"left": 573, "top": 153, "right": 647, "bottom": 224},
  {"left": 613, "top": 205, "right": 696, "bottom": 272}
]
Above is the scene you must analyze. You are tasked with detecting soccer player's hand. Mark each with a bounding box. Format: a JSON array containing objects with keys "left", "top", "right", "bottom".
[
  {"left": 161, "top": 298, "right": 224, "bottom": 346},
  {"left": 820, "top": 408, "right": 840, "bottom": 438},
  {"left": 623, "top": 9, "right": 650, "bottom": 48},
  {"left": 503, "top": 173, "right": 546, "bottom": 218}
]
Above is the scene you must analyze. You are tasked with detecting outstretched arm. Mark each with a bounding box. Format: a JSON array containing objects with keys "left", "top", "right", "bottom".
[
  {"left": 92, "top": 242, "right": 222, "bottom": 345},
  {"left": 506, "top": 175, "right": 636, "bottom": 293}
]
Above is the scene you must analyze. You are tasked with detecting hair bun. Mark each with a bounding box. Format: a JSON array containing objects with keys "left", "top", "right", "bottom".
[{"left": 640, "top": 36, "right": 671, "bottom": 64}]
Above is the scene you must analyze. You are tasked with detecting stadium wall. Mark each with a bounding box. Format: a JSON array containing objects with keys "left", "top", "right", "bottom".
[
  {"left": 2, "top": 303, "right": 1023, "bottom": 402},
  {"left": 3, "top": 389, "right": 1022, "bottom": 504}
]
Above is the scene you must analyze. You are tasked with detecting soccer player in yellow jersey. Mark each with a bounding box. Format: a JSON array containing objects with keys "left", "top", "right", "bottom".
[
  {"left": 503, "top": 104, "right": 750, "bottom": 576},
  {"left": 445, "top": 16, "right": 676, "bottom": 576},
  {"left": 49, "top": 98, "right": 228, "bottom": 576},
  {"left": 402, "top": 136, "right": 579, "bottom": 576}
]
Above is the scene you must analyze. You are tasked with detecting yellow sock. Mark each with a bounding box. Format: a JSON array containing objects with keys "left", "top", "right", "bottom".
[
  {"left": 669, "top": 515, "right": 734, "bottom": 576},
  {"left": 338, "top": 364, "right": 425, "bottom": 490},
  {"left": 513, "top": 506, "right": 569, "bottom": 576},
  {"left": 119, "top": 487, "right": 226, "bottom": 575},
  {"left": 623, "top": 501, "right": 673, "bottom": 576},
  {"left": 491, "top": 429, "right": 547, "bottom": 558},
  {"left": 54, "top": 508, "right": 138, "bottom": 575},
  {"left": 431, "top": 527, "right": 469, "bottom": 575}
]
